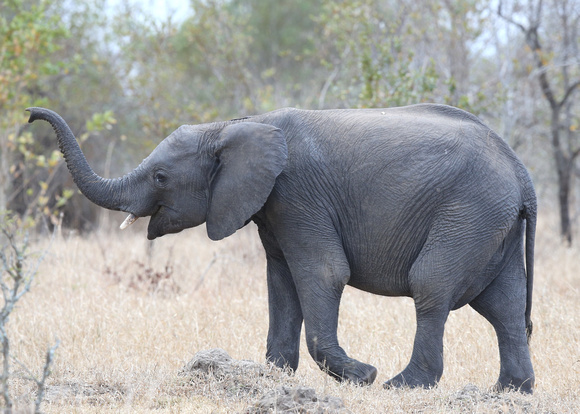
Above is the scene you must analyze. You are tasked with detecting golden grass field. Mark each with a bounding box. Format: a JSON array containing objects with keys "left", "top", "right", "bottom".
[{"left": 6, "top": 210, "right": 580, "bottom": 413}]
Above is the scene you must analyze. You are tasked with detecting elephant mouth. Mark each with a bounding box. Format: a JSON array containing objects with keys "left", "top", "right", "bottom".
[
  {"left": 120, "top": 204, "right": 201, "bottom": 240},
  {"left": 147, "top": 206, "right": 168, "bottom": 240},
  {"left": 118, "top": 204, "right": 170, "bottom": 239},
  {"left": 146, "top": 205, "right": 197, "bottom": 240},
  {"left": 118, "top": 207, "right": 165, "bottom": 240}
]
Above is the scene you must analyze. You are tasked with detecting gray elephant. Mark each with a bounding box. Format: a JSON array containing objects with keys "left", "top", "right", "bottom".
[{"left": 27, "top": 104, "right": 536, "bottom": 393}]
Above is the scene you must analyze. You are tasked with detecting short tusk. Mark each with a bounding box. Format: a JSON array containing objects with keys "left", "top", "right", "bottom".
[{"left": 120, "top": 213, "right": 139, "bottom": 230}]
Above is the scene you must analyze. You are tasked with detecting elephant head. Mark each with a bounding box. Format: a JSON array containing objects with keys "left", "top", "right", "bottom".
[{"left": 26, "top": 108, "right": 288, "bottom": 240}]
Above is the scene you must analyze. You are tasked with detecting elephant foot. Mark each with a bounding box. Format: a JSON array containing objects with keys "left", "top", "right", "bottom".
[
  {"left": 493, "top": 375, "right": 534, "bottom": 394},
  {"left": 383, "top": 368, "right": 440, "bottom": 390},
  {"left": 266, "top": 351, "right": 299, "bottom": 373},
  {"left": 324, "top": 360, "right": 378, "bottom": 385}
]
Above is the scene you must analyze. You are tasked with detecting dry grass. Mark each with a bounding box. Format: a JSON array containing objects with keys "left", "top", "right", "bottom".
[{"left": 5, "top": 211, "right": 580, "bottom": 413}]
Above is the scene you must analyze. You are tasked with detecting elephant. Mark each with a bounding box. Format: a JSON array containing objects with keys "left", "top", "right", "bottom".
[{"left": 27, "top": 104, "right": 536, "bottom": 393}]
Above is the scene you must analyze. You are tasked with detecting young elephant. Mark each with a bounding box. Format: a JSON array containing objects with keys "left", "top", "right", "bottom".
[{"left": 27, "top": 104, "right": 536, "bottom": 393}]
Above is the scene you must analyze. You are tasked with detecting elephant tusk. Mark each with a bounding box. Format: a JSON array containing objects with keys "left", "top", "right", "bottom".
[{"left": 120, "top": 213, "right": 139, "bottom": 230}]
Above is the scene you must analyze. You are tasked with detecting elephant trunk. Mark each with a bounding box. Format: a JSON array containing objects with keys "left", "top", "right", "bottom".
[{"left": 27, "top": 107, "right": 136, "bottom": 214}]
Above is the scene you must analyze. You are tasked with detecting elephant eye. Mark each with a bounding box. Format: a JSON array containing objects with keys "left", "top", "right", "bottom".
[{"left": 154, "top": 172, "right": 168, "bottom": 186}]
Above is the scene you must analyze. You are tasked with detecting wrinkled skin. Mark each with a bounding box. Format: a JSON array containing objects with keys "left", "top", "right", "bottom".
[{"left": 27, "top": 104, "right": 536, "bottom": 393}]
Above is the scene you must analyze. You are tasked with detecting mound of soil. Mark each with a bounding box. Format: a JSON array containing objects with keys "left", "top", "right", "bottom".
[
  {"left": 180, "top": 348, "right": 265, "bottom": 378},
  {"left": 446, "top": 384, "right": 534, "bottom": 412},
  {"left": 181, "top": 348, "right": 349, "bottom": 413}
]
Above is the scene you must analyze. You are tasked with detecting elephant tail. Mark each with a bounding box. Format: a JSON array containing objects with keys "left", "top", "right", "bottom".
[{"left": 523, "top": 201, "right": 536, "bottom": 345}]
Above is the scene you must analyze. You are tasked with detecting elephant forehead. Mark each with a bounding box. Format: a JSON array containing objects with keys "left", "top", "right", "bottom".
[{"left": 160, "top": 126, "right": 203, "bottom": 154}]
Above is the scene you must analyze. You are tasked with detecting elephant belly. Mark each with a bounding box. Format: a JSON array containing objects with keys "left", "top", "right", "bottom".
[
  {"left": 338, "top": 207, "right": 432, "bottom": 297},
  {"left": 345, "top": 248, "right": 415, "bottom": 297}
]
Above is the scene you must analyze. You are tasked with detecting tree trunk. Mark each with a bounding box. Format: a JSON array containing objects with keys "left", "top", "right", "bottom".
[
  {"left": 556, "top": 158, "right": 573, "bottom": 245},
  {"left": 551, "top": 107, "right": 573, "bottom": 245},
  {"left": 0, "top": 128, "right": 12, "bottom": 215},
  {"left": 498, "top": 1, "right": 580, "bottom": 245}
]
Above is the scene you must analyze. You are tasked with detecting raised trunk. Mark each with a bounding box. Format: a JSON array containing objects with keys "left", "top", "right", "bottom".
[{"left": 26, "top": 107, "right": 133, "bottom": 213}]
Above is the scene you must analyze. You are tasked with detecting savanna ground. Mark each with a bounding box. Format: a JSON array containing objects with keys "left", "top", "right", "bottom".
[{"left": 6, "top": 210, "right": 580, "bottom": 413}]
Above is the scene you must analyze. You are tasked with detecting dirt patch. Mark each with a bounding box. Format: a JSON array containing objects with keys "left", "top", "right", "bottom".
[
  {"left": 446, "top": 384, "right": 535, "bottom": 413},
  {"left": 104, "top": 257, "right": 179, "bottom": 296},
  {"left": 179, "top": 348, "right": 349, "bottom": 413},
  {"left": 180, "top": 347, "right": 266, "bottom": 379},
  {"left": 246, "top": 385, "right": 349, "bottom": 413},
  {"left": 178, "top": 348, "right": 281, "bottom": 400},
  {"left": 44, "top": 381, "right": 126, "bottom": 406}
]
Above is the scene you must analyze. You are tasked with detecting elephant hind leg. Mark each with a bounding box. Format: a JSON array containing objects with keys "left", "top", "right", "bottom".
[
  {"left": 385, "top": 212, "right": 513, "bottom": 390},
  {"left": 384, "top": 245, "right": 456, "bottom": 389},
  {"left": 384, "top": 305, "right": 448, "bottom": 389},
  {"left": 469, "top": 236, "right": 534, "bottom": 393}
]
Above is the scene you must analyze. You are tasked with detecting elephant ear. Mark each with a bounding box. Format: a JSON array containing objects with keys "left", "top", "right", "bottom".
[{"left": 206, "top": 122, "right": 287, "bottom": 241}]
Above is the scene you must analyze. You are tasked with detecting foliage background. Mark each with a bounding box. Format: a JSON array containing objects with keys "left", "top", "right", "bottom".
[{"left": 1, "top": 0, "right": 579, "bottom": 239}]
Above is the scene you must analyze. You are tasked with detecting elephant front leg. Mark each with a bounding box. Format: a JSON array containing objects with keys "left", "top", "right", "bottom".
[
  {"left": 265, "top": 255, "right": 303, "bottom": 371},
  {"left": 293, "top": 257, "right": 377, "bottom": 385},
  {"left": 265, "top": 216, "right": 376, "bottom": 384},
  {"left": 303, "top": 302, "right": 378, "bottom": 385}
]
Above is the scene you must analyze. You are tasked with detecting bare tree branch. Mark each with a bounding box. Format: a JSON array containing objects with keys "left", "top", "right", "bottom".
[
  {"left": 34, "top": 340, "right": 59, "bottom": 414},
  {"left": 499, "top": 0, "right": 579, "bottom": 244},
  {"left": 9, "top": 339, "right": 59, "bottom": 413},
  {"left": 0, "top": 219, "right": 56, "bottom": 412},
  {"left": 498, "top": 1, "right": 558, "bottom": 109},
  {"left": 533, "top": 0, "right": 544, "bottom": 29},
  {"left": 560, "top": 80, "right": 580, "bottom": 107},
  {"left": 498, "top": 1, "right": 526, "bottom": 32}
]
